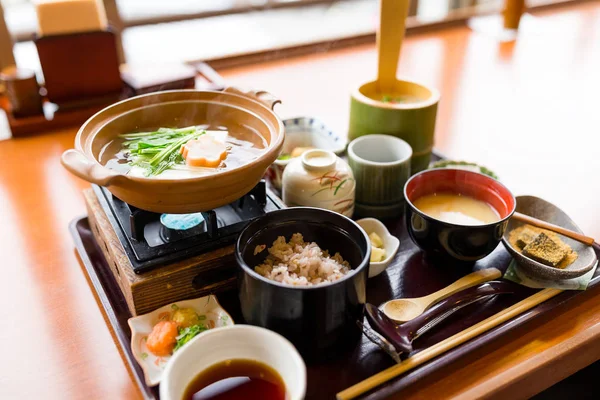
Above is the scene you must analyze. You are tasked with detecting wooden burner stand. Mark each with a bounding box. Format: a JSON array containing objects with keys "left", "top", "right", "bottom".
[{"left": 84, "top": 189, "right": 238, "bottom": 316}]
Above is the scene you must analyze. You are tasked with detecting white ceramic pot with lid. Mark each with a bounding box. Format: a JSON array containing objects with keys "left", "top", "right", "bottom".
[{"left": 282, "top": 149, "right": 355, "bottom": 217}]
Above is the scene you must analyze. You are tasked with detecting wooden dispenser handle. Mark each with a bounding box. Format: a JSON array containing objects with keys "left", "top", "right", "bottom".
[{"left": 377, "top": 0, "right": 410, "bottom": 94}]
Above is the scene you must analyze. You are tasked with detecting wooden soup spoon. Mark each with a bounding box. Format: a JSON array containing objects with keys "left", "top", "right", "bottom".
[{"left": 381, "top": 268, "right": 501, "bottom": 323}]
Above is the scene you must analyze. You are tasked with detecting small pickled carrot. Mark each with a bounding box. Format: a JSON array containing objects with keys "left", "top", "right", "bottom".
[
  {"left": 146, "top": 320, "right": 178, "bottom": 357},
  {"left": 180, "top": 135, "right": 227, "bottom": 168}
]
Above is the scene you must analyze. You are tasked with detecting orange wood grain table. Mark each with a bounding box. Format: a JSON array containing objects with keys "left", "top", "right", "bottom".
[{"left": 1, "top": 2, "right": 600, "bottom": 399}]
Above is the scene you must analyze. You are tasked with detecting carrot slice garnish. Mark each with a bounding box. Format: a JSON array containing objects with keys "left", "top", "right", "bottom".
[{"left": 180, "top": 135, "right": 228, "bottom": 168}]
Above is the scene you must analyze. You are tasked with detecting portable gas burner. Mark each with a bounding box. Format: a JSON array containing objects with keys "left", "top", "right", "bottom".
[{"left": 84, "top": 181, "right": 285, "bottom": 315}]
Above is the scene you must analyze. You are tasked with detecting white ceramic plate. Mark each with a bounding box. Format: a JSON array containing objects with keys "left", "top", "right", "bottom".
[
  {"left": 128, "top": 295, "right": 234, "bottom": 387},
  {"left": 356, "top": 218, "right": 400, "bottom": 278}
]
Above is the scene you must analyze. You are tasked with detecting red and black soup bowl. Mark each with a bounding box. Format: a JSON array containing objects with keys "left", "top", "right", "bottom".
[{"left": 404, "top": 169, "right": 516, "bottom": 262}]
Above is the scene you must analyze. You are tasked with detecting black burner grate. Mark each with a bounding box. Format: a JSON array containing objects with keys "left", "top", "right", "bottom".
[{"left": 92, "top": 181, "right": 284, "bottom": 274}]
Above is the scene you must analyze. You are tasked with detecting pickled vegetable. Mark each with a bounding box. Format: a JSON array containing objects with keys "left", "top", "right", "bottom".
[
  {"left": 172, "top": 308, "right": 201, "bottom": 328},
  {"left": 368, "top": 232, "right": 386, "bottom": 262},
  {"left": 146, "top": 320, "right": 179, "bottom": 356},
  {"left": 174, "top": 324, "right": 208, "bottom": 352},
  {"left": 371, "top": 247, "right": 386, "bottom": 262},
  {"left": 369, "top": 232, "right": 384, "bottom": 248}
]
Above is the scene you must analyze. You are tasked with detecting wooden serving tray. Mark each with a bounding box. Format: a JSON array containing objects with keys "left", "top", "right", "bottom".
[{"left": 70, "top": 217, "right": 600, "bottom": 400}]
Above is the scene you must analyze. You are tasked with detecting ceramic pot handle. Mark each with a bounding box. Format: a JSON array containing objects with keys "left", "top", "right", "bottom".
[
  {"left": 61, "top": 149, "right": 122, "bottom": 187},
  {"left": 223, "top": 86, "right": 281, "bottom": 110}
]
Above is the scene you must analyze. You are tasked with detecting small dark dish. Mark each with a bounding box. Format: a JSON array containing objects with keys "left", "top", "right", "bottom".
[
  {"left": 502, "top": 196, "right": 597, "bottom": 280},
  {"left": 235, "top": 207, "right": 370, "bottom": 359},
  {"left": 404, "top": 168, "right": 516, "bottom": 263}
]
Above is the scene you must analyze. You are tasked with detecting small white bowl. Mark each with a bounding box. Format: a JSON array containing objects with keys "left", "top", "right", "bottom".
[
  {"left": 356, "top": 218, "right": 400, "bottom": 278},
  {"left": 160, "top": 325, "right": 307, "bottom": 400},
  {"left": 127, "top": 295, "right": 234, "bottom": 387}
]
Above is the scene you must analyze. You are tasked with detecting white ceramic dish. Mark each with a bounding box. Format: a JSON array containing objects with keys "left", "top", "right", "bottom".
[
  {"left": 267, "top": 117, "right": 346, "bottom": 189},
  {"left": 160, "top": 325, "right": 307, "bottom": 400},
  {"left": 128, "top": 295, "right": 234, "bottom": 387},
  {"left": 356, "top": 218, "right": 400, "bottom": 278}
]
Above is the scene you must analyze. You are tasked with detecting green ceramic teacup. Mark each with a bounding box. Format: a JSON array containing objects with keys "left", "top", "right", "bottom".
[
  {"left": 347, "top": 134, "right": 412, "bottom": 218},
  {"left": 348, "top": 78, "right": 439, "bottom": 174}
]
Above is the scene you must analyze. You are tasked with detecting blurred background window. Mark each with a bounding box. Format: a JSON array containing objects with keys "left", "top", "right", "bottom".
[{"left": 0, "top": 0, "right": 576, "bottom": 69}]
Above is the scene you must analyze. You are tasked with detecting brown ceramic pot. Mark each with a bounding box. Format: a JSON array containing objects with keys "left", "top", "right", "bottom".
[{"left": 61, "top": 88, "right": 284, "bottom": 213}]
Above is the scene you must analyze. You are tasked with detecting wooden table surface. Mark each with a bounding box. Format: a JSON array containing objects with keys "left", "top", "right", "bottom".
[{"left": 1, "top": 2, "right": 599, "bottom": 399}]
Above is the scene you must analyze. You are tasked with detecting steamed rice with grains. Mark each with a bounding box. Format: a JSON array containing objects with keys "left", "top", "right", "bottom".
[{"left": 254, "top": 233, "right": 350, "bottom": 286}]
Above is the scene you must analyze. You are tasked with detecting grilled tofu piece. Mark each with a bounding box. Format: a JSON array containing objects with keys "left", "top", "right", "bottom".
[{"left": 522, "top": 233, "right": 568, "bottom": 267}]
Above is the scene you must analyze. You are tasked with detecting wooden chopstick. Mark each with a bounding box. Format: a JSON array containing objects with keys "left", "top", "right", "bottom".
[
  {"left": 336, "top": 288, "right": 563, "bottom": 400},
  {"left": 512, "top": 212, "right": 595, "bottom": 246}
]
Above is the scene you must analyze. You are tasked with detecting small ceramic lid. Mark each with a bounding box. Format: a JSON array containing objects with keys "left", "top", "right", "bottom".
[
  {"left": 301, "top": 149, "right": 337, "bottom": 172},
  {"left": 282, "top": 149, "right": 355, "bottom": 203}
]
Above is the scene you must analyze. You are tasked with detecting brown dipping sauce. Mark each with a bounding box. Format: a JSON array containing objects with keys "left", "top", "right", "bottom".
[{"left": 183, "top": 359, "right": 286, "bottom": 400}]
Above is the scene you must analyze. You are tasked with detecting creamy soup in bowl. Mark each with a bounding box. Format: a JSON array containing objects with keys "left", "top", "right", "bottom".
[
  {"left": 404, "top": 168, "right": 516, "bottom": 262},
  {"left": 412, "top": 192, "right": 501, "bottom": 226}
]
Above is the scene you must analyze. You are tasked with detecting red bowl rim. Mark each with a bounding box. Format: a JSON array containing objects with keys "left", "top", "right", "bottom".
[{"left": 403, "top": 168, "right": 516, "bottom": 227}]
